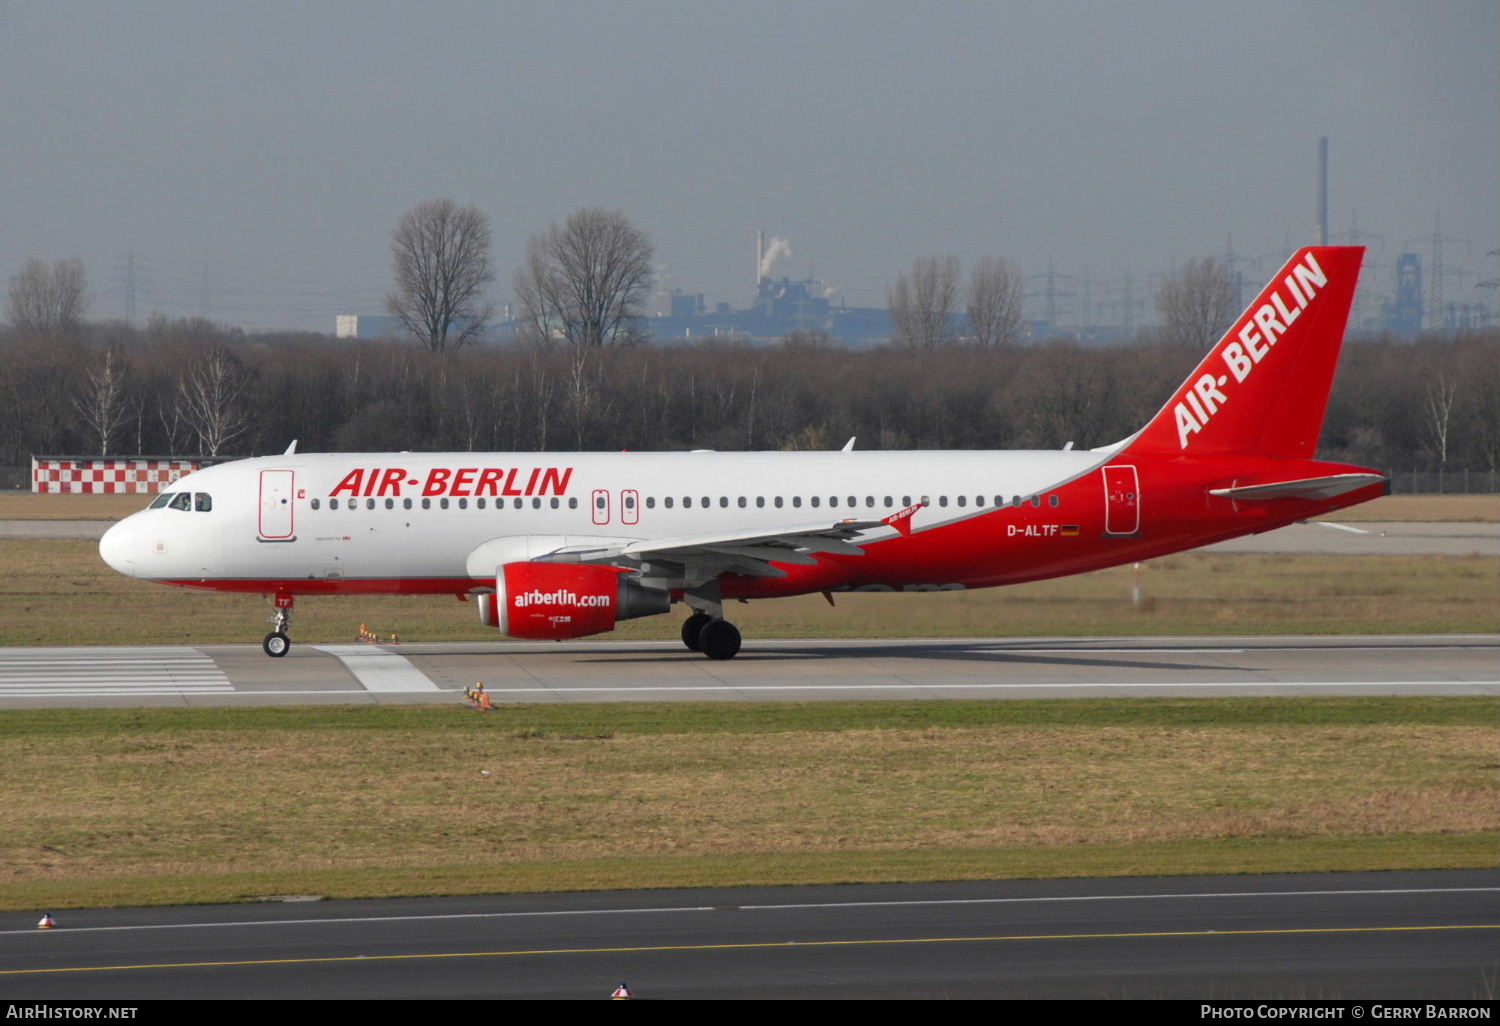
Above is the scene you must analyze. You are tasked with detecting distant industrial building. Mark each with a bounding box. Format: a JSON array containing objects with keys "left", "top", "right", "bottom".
[
  {"left": 646, "top": 274, "right": 893, "bottom": 345},
  {"left": 335, "top": 314, "right": 404, "bottom": 340},
  {"left": 1383, "top": 254, "right": 1424, "bottom": 337}
]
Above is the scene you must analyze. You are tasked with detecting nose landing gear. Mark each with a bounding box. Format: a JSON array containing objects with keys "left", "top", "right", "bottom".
[{"left": 263, "top": 594, "right": 294, "bottom": 657}]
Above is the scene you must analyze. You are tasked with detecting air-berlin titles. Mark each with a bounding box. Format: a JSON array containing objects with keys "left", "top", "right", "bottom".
[
  {"left": 1173, "top": 251, "right": 1329, "bottom": 450},
  {"left": 328, "top": 466, "right": 574, "bottom": 499}
]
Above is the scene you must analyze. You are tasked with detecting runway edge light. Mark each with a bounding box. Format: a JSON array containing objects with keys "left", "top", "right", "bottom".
[
  {"left": 611, "top": 982, "right": 633, "bottom": 1000},
  {"left": 37, "top": 913, "right": 55, "bottom": 929}
]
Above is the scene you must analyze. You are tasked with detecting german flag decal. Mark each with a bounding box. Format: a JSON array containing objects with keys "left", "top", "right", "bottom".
[{"left": 1060, "top": 525, "right": 1080, "bottom": 536}]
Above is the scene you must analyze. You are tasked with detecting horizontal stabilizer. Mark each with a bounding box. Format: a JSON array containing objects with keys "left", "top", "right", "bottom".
[{"left": 1208, "top": 473, "right": 1387, "bottom": 502}]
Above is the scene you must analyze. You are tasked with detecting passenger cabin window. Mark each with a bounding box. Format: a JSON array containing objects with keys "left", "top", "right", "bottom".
[
  {"left": 1049, "top": 495, "right": 1060, "bottom": 507},
  {"left": 311, "top": 498, "right": 321, "bottom": 510}
]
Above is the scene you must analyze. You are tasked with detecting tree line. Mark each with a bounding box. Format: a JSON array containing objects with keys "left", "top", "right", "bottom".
[{"left": 2, "top": 315, "right": 1494, "bottom": 476}]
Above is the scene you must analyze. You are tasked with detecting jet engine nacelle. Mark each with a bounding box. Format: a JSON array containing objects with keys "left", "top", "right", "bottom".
[{"left": 476, "top": 562, "right": 670, "bottom": 640}]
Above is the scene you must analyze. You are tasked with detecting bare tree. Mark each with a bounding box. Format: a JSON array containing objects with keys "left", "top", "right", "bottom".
[
  {"left": 73, "top": 346, "right": 131, "bottom": 454},
  {"left": 1155, "top": 256, "right": 1236, "bottom": 349},
  {"left": 513, "top": 207, "right": 654, "bottom": 348},
  {"left": 179, "top": 348, "right": 249, "bottom": 456},
  {"left": 7, "top": 258, "right": 89, "bottom": 338},
  {"left": 386, "top": 199, "right": 495, "bottom": 351},
  {"left": 1423, "top": 372, "right": 1459, "bottom": 466},
  {"left": 966, "top": 256, "right": 1023, "bottom": 348},
  {"left": 888, "top": 255, "right": 960, "bottom": 349}
]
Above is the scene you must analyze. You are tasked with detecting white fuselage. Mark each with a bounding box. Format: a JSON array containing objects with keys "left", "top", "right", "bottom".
[{"left": 100, "top": 448, "right": 1111, "bottom": 593}]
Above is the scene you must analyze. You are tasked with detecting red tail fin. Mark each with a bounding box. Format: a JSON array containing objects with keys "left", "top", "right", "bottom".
[{"left": 1127, "top": 246, "right": 1363, "bottom": 458}]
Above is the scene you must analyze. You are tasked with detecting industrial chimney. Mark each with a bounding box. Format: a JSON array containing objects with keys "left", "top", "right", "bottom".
[{"left": 1316, "top": 137, "right": 1328, "bottom": 246}]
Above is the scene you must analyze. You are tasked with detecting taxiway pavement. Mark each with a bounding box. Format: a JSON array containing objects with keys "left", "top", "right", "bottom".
[{"left": 3, "top": 870, "right": 1494, "bottom": 999}]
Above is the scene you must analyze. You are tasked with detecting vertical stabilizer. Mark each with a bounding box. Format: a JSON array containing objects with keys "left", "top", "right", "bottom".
[{"left": 1128, "top": 246, "right": 1363, "bottom": 458}]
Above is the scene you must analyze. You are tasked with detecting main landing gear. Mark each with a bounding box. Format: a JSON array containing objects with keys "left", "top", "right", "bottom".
[
  {"left": 263, "top": 594, "right": 294, "bottom": 658},
  {"left": 680, "top": 611, "right": 741, "bottom": 660}
]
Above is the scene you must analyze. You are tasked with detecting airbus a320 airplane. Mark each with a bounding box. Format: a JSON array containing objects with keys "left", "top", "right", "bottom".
[{"left": 100, "top": 246, "right": 1386, "bottom": 660}]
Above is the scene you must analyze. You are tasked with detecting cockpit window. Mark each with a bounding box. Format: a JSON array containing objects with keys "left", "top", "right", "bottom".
[
  {"left": 195, "top": 493, "right": 212, "bottom": 512},
  {"left": 149, "top": 493, "right": 173, "bottom": 509},
  {"left": 167, "top": 493, "right": 192, "bottom": 511}
]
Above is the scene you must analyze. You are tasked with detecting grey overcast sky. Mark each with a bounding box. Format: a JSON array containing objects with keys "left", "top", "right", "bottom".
[{"left": 2, "top": 0, "right": 1496, "bottom": 332}]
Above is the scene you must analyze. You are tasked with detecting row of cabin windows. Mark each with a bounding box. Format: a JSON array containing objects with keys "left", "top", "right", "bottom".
[
  {"left": 311, "top": 496, "right": 576, "bottom": 511},
  {"left": 646, "top": 494, "right": 1059, "bottom": 510},
  {"left": 306, "top": 493, "right": 1063, "bottom": 512}
]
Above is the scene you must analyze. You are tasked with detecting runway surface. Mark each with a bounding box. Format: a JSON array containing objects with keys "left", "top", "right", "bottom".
[
  {"left": 0, "top": 634, "right": 1494, "bottom": 708},
  {"left": 2, "top": 870, "right": 1495, "bottom": 999}
]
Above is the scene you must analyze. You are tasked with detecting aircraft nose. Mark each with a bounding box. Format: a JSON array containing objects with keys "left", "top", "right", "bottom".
[{"left": 98, "top": 519, "right": 137, "bottom": 577}]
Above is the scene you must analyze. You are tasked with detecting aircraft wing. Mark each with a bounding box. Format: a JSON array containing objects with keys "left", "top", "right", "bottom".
[
  {"left": 543, "top": 518, "right": 887, "bottom": 579},
  {"left": 1208, "top": 473, "right": 1388, "bottom": 502}
]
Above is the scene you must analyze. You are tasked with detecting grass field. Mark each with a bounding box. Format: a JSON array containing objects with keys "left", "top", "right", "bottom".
[
  {"left": 3, "top": 540, "right": 1497, "bottom": 645},
  {"left": 2, "top": 491, "right": 1496, "bottom": 522},
  {"left": 1, "top": 493, "right": 1493, "bottom": 912},
  {"left": 0, "top": 698, "right": 1492, "bottom": 911}
]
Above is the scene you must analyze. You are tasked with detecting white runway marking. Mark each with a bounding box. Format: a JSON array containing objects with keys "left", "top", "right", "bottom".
[
  {"left": 313, "top": 645, "right": 440, "bottom": 692},
  {"left": 1315, "top": 520, "right": 1371, "bottom": 534},
  {"left": 0, "top": 647, "right": 232, "bottom": 697},
  {"left": 2, "top": 886, "right": 1492, "bottom": 937}
]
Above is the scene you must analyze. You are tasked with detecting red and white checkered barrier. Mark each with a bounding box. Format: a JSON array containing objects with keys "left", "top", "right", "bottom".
[{"left": 31, "top": 457, "right": 206, "bottom": 495}]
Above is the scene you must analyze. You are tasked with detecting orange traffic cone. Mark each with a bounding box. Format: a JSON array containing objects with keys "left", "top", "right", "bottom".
[
  {"left": 37, "top": 913, "right": 55, "bottom": 929},
  {"left": 610, "top": 982, "right": 633, "bottom": 1000}
]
